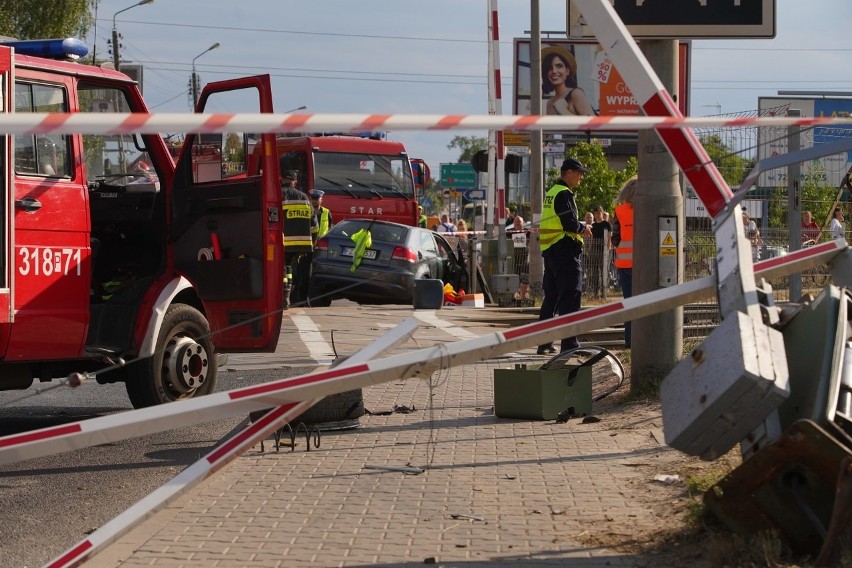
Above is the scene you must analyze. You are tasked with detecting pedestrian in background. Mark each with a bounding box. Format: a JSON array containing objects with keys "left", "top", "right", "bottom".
[
  {"left": 802, "top": 210, "right": 819, "bottom": 244},
  {"left": 588, "top": 205, "right": 612, "bottom": 297},
  {"left": 508, "top": 215, "right": 531, "bottom": 302},
  {"left": 830, "top": 208, "right": 845, "bottom": 240},
  {"left": 536, "top": 157, "right": 592, "bottom": 355},
  {"left": 418, "top": 205, "right": 428, "bottom": 228},
  {"left": 612, "top": 176, "right": 637, "bottom": 348},
  {"left": 437, "top": 213, "right": 456, "bottom": 233}
]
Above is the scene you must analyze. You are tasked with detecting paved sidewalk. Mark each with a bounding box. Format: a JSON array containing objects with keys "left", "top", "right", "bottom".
[{"left": 91, "top": 357, "right": 676, "bottom": 567}]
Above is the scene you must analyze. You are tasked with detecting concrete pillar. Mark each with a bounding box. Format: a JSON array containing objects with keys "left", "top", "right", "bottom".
[{"left": 631, "top": 39, "right": 684, "bottom": 387}]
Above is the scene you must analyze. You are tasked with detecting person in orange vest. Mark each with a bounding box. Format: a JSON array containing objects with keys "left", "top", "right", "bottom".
[{"left": 612, "top": 176, "right": 637, "bottom": 348}]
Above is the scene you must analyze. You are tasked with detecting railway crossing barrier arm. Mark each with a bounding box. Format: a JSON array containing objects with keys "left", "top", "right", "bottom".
[
  {"left": 0, "top": 239, "right": 845, "bottom": 469},
  {"left": 43, "top": 318, "right": 421, "bottom": 568}
]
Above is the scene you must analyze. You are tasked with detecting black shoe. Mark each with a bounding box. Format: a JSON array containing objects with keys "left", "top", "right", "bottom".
[{"left": 536, "top": 345, "right": 557, "bottom": 355}]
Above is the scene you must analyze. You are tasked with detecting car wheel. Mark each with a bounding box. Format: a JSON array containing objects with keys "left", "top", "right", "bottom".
[{"left": 125, "top": 304, "right": 217, "bottom": 409}]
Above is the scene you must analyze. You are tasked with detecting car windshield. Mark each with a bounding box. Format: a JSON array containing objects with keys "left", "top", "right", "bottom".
[{"left": 330, "top": 220, "right": 408, "bottom": 244}]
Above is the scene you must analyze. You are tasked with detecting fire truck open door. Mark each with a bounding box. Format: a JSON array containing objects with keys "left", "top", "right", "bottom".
[
  {"left": 171, "top": 75, "right": 283, "bottom": 352},
  {"left": 0, "top": 46, "right": 12, "bottom": 326}
]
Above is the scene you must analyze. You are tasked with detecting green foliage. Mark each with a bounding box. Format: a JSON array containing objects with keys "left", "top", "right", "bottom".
[
  {"left": 698, "top": 134, "right": 753, "bottom": 188},
  {"left": 545, "top": 142, "right": 638, "bottom": 215},
  {"left": 447, "top": 135, "right": 487, "bottom": 164},
  {"left": 224, "top": 132, "right": 244, "bottom": 164},
  {"left": 0, "top": 0, "right": 97, "bottom": 40},
  {"left": 767, "top": 163, "right": 840, "bottom": 230}
]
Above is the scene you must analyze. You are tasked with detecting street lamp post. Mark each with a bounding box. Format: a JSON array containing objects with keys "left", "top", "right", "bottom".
[
  {"left": 112, "top": 0, "right": 154, "bottom": 72},
  {"left": 191, "top": 42, "right": 221, "bottom": 109}
]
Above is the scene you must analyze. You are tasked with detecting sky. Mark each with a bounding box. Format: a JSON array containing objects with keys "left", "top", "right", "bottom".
[{"left": 86, "top": 0, "right": 852, "bottom": 177}]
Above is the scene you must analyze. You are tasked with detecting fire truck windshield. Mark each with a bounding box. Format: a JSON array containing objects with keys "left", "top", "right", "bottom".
[{"left": 311, "top": 152, "right": 414, "bottom": 198}]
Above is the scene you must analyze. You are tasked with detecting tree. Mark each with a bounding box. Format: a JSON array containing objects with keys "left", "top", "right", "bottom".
[
  {"left": 0, "top": 0, "right": 96, "bottom": 40},
  {"left": 699, "top": 134, "right": 753, "bottom": 188},
  {"left": 447, "top": 135, "right": 487, "bottom": 164},
  {"left": 768, "top": 163, "right": 841, "bottom": 231},
  {"left": 545, "top": 142, "right": 638, "bottom": 216},
  {"left": 223, "top": 132, "right": 244, "bottom": 166}
]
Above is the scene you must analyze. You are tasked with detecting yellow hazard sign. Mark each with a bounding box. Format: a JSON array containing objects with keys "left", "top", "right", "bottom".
[{"left": 661, "top": 232, "right": 675, "bottom": 246}]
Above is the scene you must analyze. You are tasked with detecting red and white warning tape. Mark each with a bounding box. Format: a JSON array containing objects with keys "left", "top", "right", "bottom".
[{"left": 0, "top": 112, "right": 849, "bottom": 136}]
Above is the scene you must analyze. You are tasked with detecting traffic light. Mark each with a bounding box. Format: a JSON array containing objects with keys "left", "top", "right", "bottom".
[
  {"left": 505, "top": 153, "right": 522, "bottom": 174},
  {"left": 471, "top": 150, "right": 489, "bottom": 173},
  {"left": 471, "top": 150, "right": 522, "bottom": 174}
]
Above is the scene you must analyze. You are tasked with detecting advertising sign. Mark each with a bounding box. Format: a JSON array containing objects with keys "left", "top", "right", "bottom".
[
  {"left": 513, "top": 39, "right": 689, "bottom": 119},
  {"left": 567, "top": 0, "right": 776, "bottom": 39},
  {"left": 757, "top": 97, "right": 852, "bottom": 190}
]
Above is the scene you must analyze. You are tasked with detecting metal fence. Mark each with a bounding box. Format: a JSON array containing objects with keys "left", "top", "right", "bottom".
[{"left": 473, "top": 226, "right": 844, "bottom": 339}]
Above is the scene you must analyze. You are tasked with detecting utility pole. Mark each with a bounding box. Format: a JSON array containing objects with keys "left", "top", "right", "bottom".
[
  {"left": 528, "top": 0, "right": 544, "bottom": 294},
  {"left": 631, "top": 40, "right": 684, "bottom": 385}
]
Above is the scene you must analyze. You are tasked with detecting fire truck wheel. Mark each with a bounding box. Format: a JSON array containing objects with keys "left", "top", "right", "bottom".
[{"left": 125, "top": 304, "right": 218, "bottom": 409}]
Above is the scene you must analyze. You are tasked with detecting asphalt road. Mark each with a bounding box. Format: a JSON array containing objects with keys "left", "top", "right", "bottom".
[{"left": 0, "top": 366, "right": 315, "bottom": 568}]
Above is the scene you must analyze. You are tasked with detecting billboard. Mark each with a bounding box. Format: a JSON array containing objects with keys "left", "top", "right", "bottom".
[
  {"left": 567, "top": 0, "right": 776, "bottom": 39},
  {"left": 513, "top": 38, "right": 689, "bottom": 118},
  {"left": 757, "top": 97, "right": 852, "bottom": 190}
]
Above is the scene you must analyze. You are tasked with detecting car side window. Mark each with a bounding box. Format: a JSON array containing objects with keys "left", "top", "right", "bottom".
[
  {"left": 419, "top": 231, "right": 438, "bottom": 255},
  {"left": 14, "top": 83, "right": 71, "bottom": 177},
  {"left": 434, "top": 235, "right": 455, "bottom": 261}
]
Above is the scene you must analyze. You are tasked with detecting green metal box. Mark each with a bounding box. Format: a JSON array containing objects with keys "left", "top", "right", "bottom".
[{"left": 493, "top": 364, "right": 592, "bottom": 420}]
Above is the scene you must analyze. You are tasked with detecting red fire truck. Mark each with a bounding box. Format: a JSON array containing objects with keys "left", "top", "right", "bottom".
[
  {"left": 0, "top": 38, "right": 285, "bottom": 408},
  {"left": 249, "top": 134, "right": 430, "bottom": 226}
]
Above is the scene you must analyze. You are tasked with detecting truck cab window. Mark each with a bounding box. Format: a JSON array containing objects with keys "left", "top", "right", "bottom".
[
  {"left": 14, "top": 83, "right": 70, "bottom": 177},
  {"left": 78, "top": 82, "right": 160, "bottom": 192}
]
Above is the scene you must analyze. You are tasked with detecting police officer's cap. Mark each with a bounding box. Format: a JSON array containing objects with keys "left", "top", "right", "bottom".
[
  {"left": 560, "top": 157, "right": 588, "bottom": 173},
  {"left": 309, "top": 189, "right": 324, "bottom": 199},
  {"left": 282, "top": 170, "right": 299, "bottom": 181}
]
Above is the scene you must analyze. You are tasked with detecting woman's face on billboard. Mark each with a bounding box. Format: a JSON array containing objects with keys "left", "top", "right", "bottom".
[{"left": 547, "top": 55, "right": 570, "bottom": 87}]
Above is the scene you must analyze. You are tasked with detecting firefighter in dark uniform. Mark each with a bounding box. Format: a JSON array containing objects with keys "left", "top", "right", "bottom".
[
  {"left": 536, "top": 158, "right": 593, "bottom": 354},
  {"left": 280, "top": 170, "right": 316, "bottom": 308}
]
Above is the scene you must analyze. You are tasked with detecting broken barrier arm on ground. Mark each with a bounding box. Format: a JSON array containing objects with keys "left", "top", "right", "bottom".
[{"left": 44, "top": 318, "right": 421, "bottom": 568}]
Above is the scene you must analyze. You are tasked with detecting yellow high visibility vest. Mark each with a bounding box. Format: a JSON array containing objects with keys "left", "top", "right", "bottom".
[
  {"left": 312, "top": 206, "right": 332, "bottom": 238},
  {"left": 539, "top": 183, "right": 583, "bottom": 253}
]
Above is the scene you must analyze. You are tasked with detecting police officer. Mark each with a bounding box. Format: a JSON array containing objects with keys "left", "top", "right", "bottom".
[
  {"left": 280, "top": 170, "right": 316, "bottom": 308},
  {"left": 536, "top": 157, "right": 593, "bottom": 354},
  {"left": 309, "top": 189, "right": 333, "bottom": 239}
]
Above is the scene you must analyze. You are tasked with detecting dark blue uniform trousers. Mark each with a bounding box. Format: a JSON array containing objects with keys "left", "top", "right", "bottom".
[{"left": 538, "top": 245, "right": 583, "bottom": 352}]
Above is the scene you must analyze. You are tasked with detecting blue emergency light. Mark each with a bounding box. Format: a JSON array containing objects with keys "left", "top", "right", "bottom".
[{"left": 0, "top": 38, "right": 89, "bottom": 60}]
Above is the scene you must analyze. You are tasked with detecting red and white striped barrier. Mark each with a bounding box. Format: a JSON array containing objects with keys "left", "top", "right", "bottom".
[
  {"left": 0, "top": 112, "right": 850, "bottom": 136},
  {"left": 0, "top": 239, "right": 845, "bottom": 471},
  {"left": 45, "top": 318, "right": 423, "bottom": 568}
]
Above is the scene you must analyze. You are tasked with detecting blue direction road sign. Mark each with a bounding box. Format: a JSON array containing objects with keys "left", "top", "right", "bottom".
[
  {"left": 462, "top": 188, "right": 486, "bottom": 201},
  {"left": 440, "top": 163, "right": 476, "bottom": 189}
]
